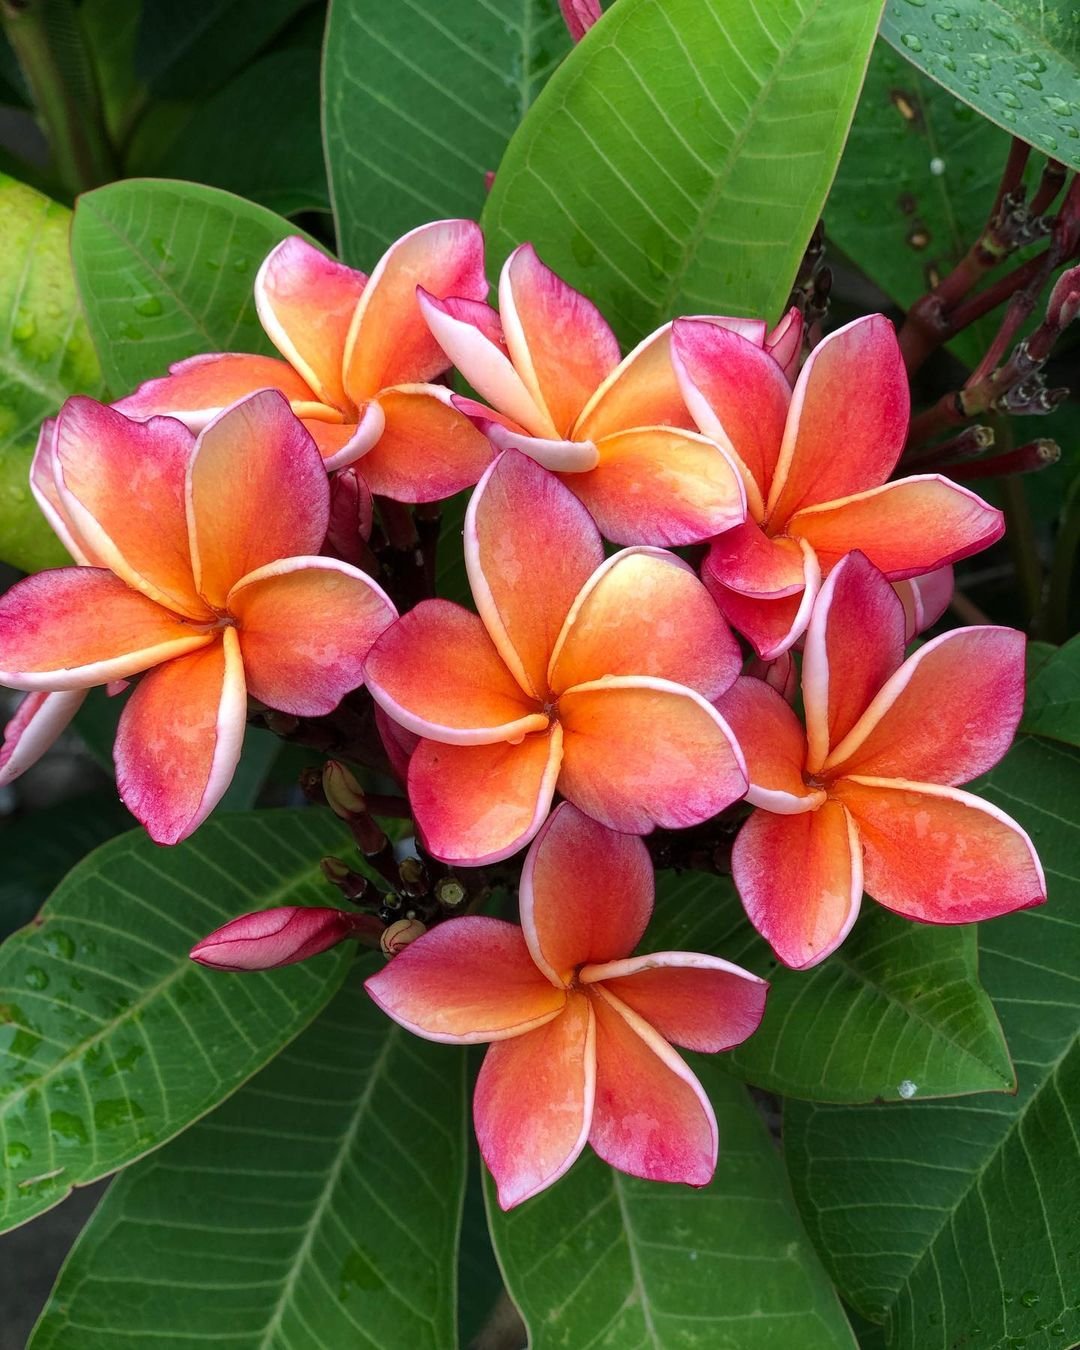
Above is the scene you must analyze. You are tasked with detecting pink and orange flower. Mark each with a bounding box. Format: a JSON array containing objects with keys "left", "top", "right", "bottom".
[
  {"left": 0, "top": 390, "right": 396, "bottom": 843},
  {"left": 364, "top": 449, "right": 747, "bottom": 864},
  {"left": 719, "top": 551, "right": 1045, "bottom": 968},
  {"left": 365, "top": 803, "right": 768, "bottom": 1208}
]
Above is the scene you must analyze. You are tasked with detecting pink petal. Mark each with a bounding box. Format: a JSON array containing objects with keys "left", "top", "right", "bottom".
[
  {"left": 306, "top": 402, "right": 386, "bottom": 473},
  {"left": 705, "top": 535, "right": 820, "bottom": 659},
  {"left": 374, "top": 704, "right": 419, "bottom": 785},
  {"left": 764, "top": 307, "right": 804, "bottom": 383},
  {"left": 895, "top": 565, "right": 954, "bottom": 641},
  {"left": 113, "top": 352, "right": 323, "bottom": 429},
  {"left": 191, "top": 905, "right": 370, "bottom": 971},
  {"left": 325, "top": 466, "right": 375, "bottom": 566},
  {"left": 30, "top": 418, "right": 91, "bottom": 564},
  {"left": 357, "top": 384, "right": 494, "bottom": 502},
  {"left": 715, "top": 676, "right": 821, "bottom": 813},
  {"left": 463, "top": 409, "right": 600, "bottom": 474},
  {"left": 705, "top": 520, "right": 809, "bottom": 598},
  {"left": 0, "top": 689, "right": 86, "bottom": 787},
  {"left": 559, "top": 0, "right": 602, "bottom": 41}
]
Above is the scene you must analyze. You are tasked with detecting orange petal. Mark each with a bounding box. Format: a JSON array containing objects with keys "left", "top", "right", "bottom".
[
  {"left": 715, "top": 676, "right": 821, "bottom": 813},
  {"left": 731, "top": 800, "right": 863, "bottom": 969},
  {"left": 498, "top": 243, "right": 620, "bottom": 437},
  {"left": 789, "top": 475, "right": 1004, "bottom": 579},
  {"left": 188, "top": 390, "right": 329, "bottom": 607},
  {"left": 113, "top": 352, "right": 323, "bottom": 428},
  {"left": 0, "top": 568, "right": 212, "bottom": 691},
  {"left": 303, "top": 402, "right": 385, "bottom": 472},
  {"left": 558, "top": 677, "right": 747, "bottom": 832},
  {"left": 53, "top": 398, "right": 210, "bottom": 619},
  {"left": 363, "top": 916, "right": 566, "bottom": 1043},
  {"left": 566, "top": 427, "right": 747, "bottom": 547},
  {"left": 767, "top": 314, "right": 909, "bottom": 524},
  {"left": 801, "top": 551, "right": 906, "bottom": 774},
  {"left": 825, "top": 626, "right": 1026, "bottom": 784},
  {"left": 254, "top": 236, "right": 365, "bottom": 409},
  {"left": 475, "top": 991, "right": 595, "bottom": 1210},
  {"left": 0, "top": 689, "right": 86, "bottom": 787},
  {"left": 575, "top": 323, "right": 697, "bottom": 442},
  {"left": 408, "top": 726, "right": 563, "bottom": 865},
  {"left": 704, "top": 535, "right": 820, "bottom": 659},
  {"left": 466, "top": 450, "right": 603, "bottom": 699},
  {"left": 834, "top": 776, "right": 1045, "bottom": 922},
  {"left": 228, "top": 557, "right": 396, "bottom": 717},
  {"left": 357, "top": 384, "right": 495, "bottom": 502},
  {"left": 519, "top": 802, "right": 654, "bottom": 986},
  {"left": 30, "top": 418, "right": 92, "bottom": 564},
  {"left": 581, "top": 952, "right": 767, "bottom": 1052},
  {"left": 114, "top": 629, "right": 247, "bottom": 844},
  {"left": 364, "top": 600, "right": 547, "bottom": 744},
  {"left": 344, "top": 219, "right": 487, "bottom": 401},
  {"left": 588, "top": 984, "right": 717, "bottom": 1186},
  {"left": 549, "top": 547, "right": 741, "bottom": 700}
]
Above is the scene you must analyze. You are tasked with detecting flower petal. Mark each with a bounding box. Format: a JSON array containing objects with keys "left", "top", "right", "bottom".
[
  {"left": 715, "top": 676, "right": 821, "bottom": 813},
  {"left": 307, "top": 401, "right": 386, "bottom": 472},
  {"left": 364, "top": 600, "right": 547, "bottom": 744},
  {"left": 731, "top": 800, "right": 863, "bottom": 969},
  {"left": 113, "top": 352, "right": 322, "bottom": 429},
  {"left": 704, "top": 520, "right": 808, "bottom": 598},
  {"left": 498, "top": 243, "right": 620, "bottom": 437},
  {"left": 344, "top": 219, "right": 487, "bottom": 400},
  {"left": 461, "top": 407, "right": 600, "bottom": 474},
  {"left": 764, "top": 307, "right": 803, "bottom": 383},
  {"left": 53, "top": 397, "right": 209, "bottom": 619},
  {"left": 519, "top": 801, "right": 654, "bottom": 986},
  {"left": 408, "top": 726, "right": 563, "bottom": 865},
  {"left": 834, "top": 776, "right": 1045, "bottom": 922},
  {"left": 558, "top": 677, "right": 747, "bottom": 832},
  {"left": 788, "top": 475, "right": 1004, "bottom": 579},
  {"left": 228, "top": 556, "right": 396, "bottom": 717},
  {"left": 475, "top": 991, "right": 595, "bottom": 1210},
  {"left": 800, "top": 551, "right": 906, "bottom": 774},
  {"left": 187, "top": 390, "right": 329, "bottom": 607},
  {"left": 588, "top": 985, "right": 717, "bottom": 1187},
  {"left": 0, "top": 568, "right": 212, "bottom": 691},
  {"left": 364, "top": 916, "right": 566, "bottom": 1043},
  {"left": 705, "top": 535, "right": 820, "bottom": 659},
  {"left": 766, "top": 314, "right": 909, "bottom": 524},
  {"left": 0, "top": 689, "right": 86, "bottom": 787},
  {"left": 114, "top": 628, "right": 247, "bottom": 845},
  {"left": 581, "top": 952, "right": 767, "bottom": 1052},
  {"left": 825, "top": 626, "right": 1026, "bottom": 784},
  {"left": 466, "top": 450, "right": 603, "bottom": 699},
  {"left": 30, "top": 418, "right": 90, "bottom": 564},
  {"left": 357, "top": 384, "right": 494, "bottom": 501},
  {"left": 896, "top": 564, "right": 954, "bottom": 641},
  {"left": 254, "top": 237, "right": 365, "bottom": 409},
  {"left": 566, "top": 427, "right": 747, "bottom": 547},
  {"left": 374, "top": 704, "right": 419, "bottom": 785},
  {"left": 549, "top": 547, "right": 740, "bottom": 700}
]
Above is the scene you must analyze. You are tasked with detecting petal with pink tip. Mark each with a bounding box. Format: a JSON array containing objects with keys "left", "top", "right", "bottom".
[
  {"left": 458, "top": 400, "right": 600, "bottom": 474},
  {"left": 705, "top": 536, "right": 820, "bottom": 659},
  {"left": 30, "top": 418, "right": 91, "bottom": 564},
  {"left": 254, "top": 237, "right": 365, "bottom": 409},
  {"left": 498, "top": 243, "right": 621, "bottom": 438},
  {"left": 767, "top": 315, "right": 909, "bottom": 524},
  {"left": 567, "top": 427, "right": 747, "bottom": 547},
  {"left": 765, "top": 307, "right": 804, "bottom": 383},
  {"left": 466, "top": 450, "right": 603, "bottom": 699},
  {"left": 364, "top": 600, "right": 546, "bottom": 744},
  {"left": 788, "top": 475, "right": 1004, "bottom": 580},
  {"left": 305, "top": 400, "right": 385, "bottom": 472},
  {"left": 475, "top": 991, "right": 595, "bottom": 1210},
  {"left": 715, "top": 676, "right": 821, "bottom": 813},
  {"left": 732, "top": 800, "right": 863, "bottom": 969},
  {"left": 833, "top": 777, "right": 1045, "bottom": 923},
  {"left": 0, "top": 568, "right": 212, "bottom": 691},
  {"left": 801, "top": 551, "right": 906, "bottom": 774},
  {"left": 374, "top": 704, "right": 419, "bottom": 785},
  {"left": 705, "top": 520, "right": 807, "bottom": 598},
  {"left": 408, "top": 726, "right": 563, "bottom": 866},
  {"left": 344, "top": 219, "right": 487, "bottom": 401},
  {"left": 191, "top": 906, "right": 368, "bottom": 971},
  {"left": 228, "top": 556, "right": 396, "bottom": 717},
  {"left": 558, "top": 677, "right": 747, "bottom": 833},
  {"left": 588, "top": 985, "right": 717, "bottom": 1186},
  {"left": 325, "top": 466, "right": 375, "bottom": 566},
  {"left": 364, "top": 916, "right": 566, "bottom": 1043},
  {"left": 187, "top": 390, "right": 329, "bottom": 607},
  {"left": 53, "top": 398, "right": 209, "bottom": 619},
  {"left": 581, "top": 952, "right": 767, "bottom": 1052},
  {"left": 357, "top": 384, "right": 494, "bottom": 501},
  {"left": 519, "top": 802, "right": 654, "bottom": 986},
  {"left": 825, "top": 626, "right": 1025, "bottom": 784},
  {"left": 549, "top": 547, "right": 740, "bottom": 700},
  {"left": 0, "top": 689, "right": 86, "bottom": 787},
  {"left": 896, "top": 565, "right": 954, "bottom": 641},
  {"left": 114, "top": 628, "right": 246, "bottom": 845},
  {"left": 113, "top": 352, "right": 322, "bottom": 429}
]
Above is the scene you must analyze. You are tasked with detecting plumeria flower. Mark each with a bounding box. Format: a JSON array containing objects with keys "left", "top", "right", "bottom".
[
  {"left": 419, "top": 243, "right": 761, "bottom": 545},
  {"left": 365, "top": 803, "right": 768, "bottom": 1209},
  {"left": 364, "top": 449, "right": 746, "bottom": 865},
  {"left": 672, "top": 315, "right": 1003, "bottom": 658},
  {"left": 114, "top": 221, "right": 494, "bottom": 500},
  {"left": 0, "top": 391, "right": 396, "bottom": 843},
  {"left": 718, "top": 551, "right": 1045, "bottom": 969}
]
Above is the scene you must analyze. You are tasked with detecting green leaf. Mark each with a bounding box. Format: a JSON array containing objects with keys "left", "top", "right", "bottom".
[
  {"left": 483, "top": 0, "right": 885, "bottom": 345},
  {"left": 29, "top": 964, "right": 467, "bottom": 1349},
  {"left": 71, "top": 178, "right": 307, "bottom": 394},
  {"left": 647, "top": 871, "right": 1013, "bottom": 1103},
  {"left": 880, "top": 1, "right": 1080, "bottom": 171},
  {"left": 0, "top": 808, "right": 354, "bottom": 1234},
  {"left": 0, "top": 173, "right": 105, "bottom": 573},
  {"left": 1021, "top": 633, "right": 1080, "bottom": 747},
  {"left": 784, "top": 736, "right": 1080, "bottom": 1345},
  {"left": 485, "top": 1064, "right": 856, "bottom": 1349},
  {"left": 323, "top": 0, "right": 571, "bottom": 266}
]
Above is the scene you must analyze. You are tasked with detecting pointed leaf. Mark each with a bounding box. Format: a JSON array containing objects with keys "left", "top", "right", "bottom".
[{"left": 1021, "top": 633, "right": 1080, "bottom": 748}]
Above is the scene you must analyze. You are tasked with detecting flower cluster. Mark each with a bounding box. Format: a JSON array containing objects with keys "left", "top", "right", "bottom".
[{"left": 0, "top": 221, "right": 1046, "bottom": 1208}]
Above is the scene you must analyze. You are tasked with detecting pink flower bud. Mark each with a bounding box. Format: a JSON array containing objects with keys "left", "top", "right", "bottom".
[
  {"left": 381, "top": 917, "right": 427, "bottom": 956},
  {"left": 559, "top": 0, "right": 601, "bottom": 41},
  {"left": 190, "top": 906, "right": 377, "bottom": 972},
  {"left": 1048, "top": 265, "right": 1080, "bottom": 329}
]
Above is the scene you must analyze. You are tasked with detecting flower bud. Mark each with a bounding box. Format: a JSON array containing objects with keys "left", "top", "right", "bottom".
[
  {"left": 323, "top": 760, "right": 366, "bottom": 820},
  {"left": 1047, "top": 265, "right": 1080, "bottom": 329},
  {"left": 381, "top": 917, "right": 426, "bottom": 956},
  {"left": 190, "top": 906, "right": 378, "bottom": 972},
  {"left": 321, "top": 856, "right": 370, "bottom": 902},
  {"left": 434, "top": 877, "right": 466, "bottom": 909}
]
